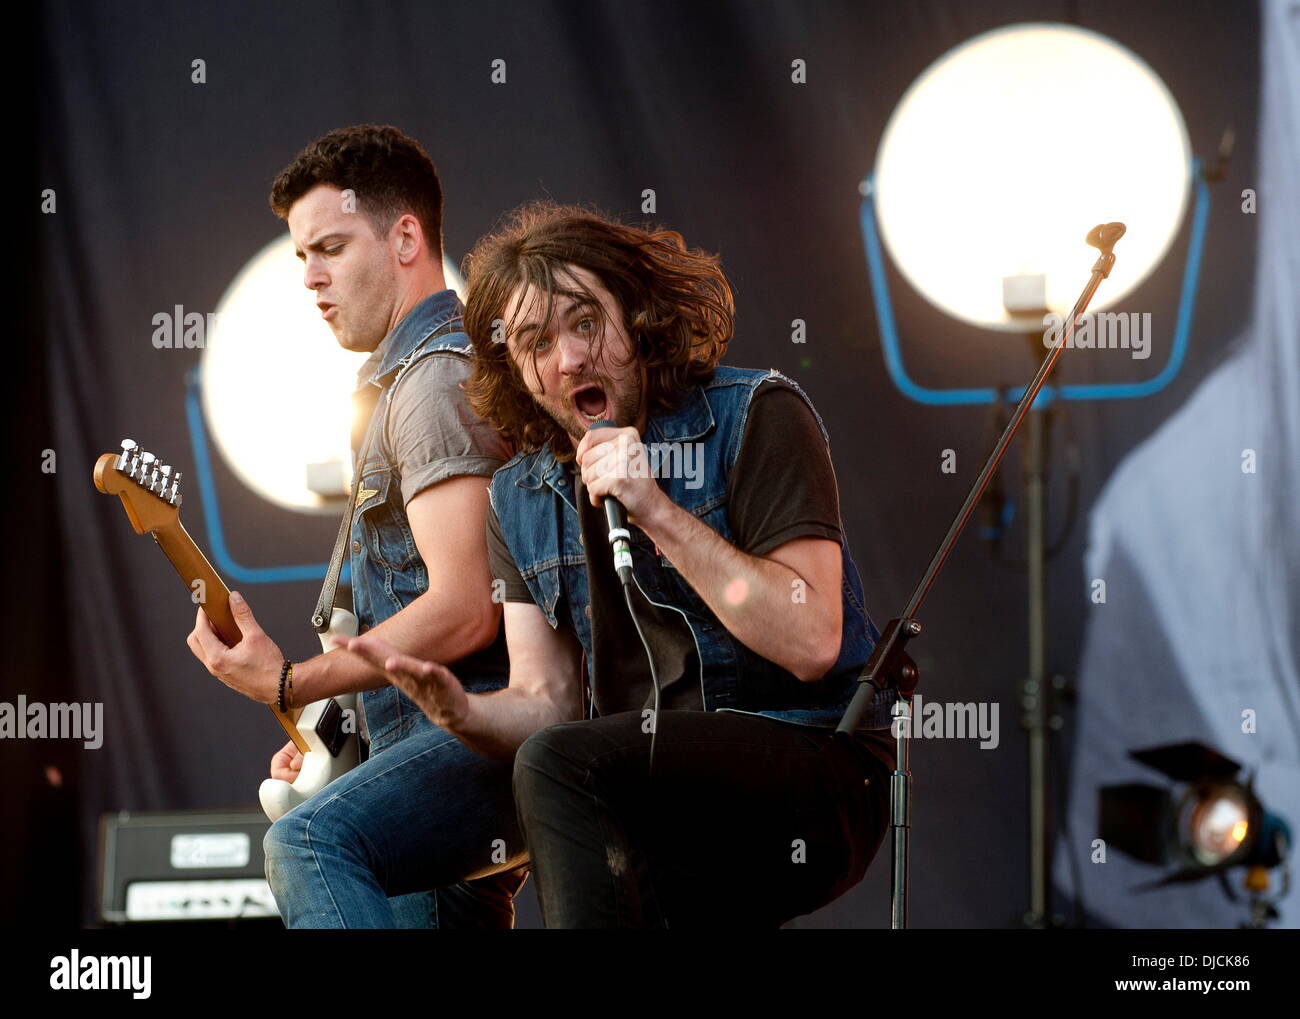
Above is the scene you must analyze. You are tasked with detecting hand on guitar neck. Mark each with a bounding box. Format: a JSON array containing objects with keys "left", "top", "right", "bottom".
[{"left": 187, "top": 591, "right": 289, "bottom": 706}]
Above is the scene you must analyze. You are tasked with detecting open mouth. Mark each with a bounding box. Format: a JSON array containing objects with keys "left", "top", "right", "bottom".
[{"left": 571, "top": 384, "right": 609, "bottom": 423}]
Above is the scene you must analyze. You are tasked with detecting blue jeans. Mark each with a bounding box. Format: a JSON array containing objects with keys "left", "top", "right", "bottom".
[{"left": 264, "top": 714, "right": 528, "bottom": 928}]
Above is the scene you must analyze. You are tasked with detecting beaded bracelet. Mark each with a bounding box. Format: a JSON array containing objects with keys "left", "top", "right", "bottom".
[{"left": 277, "top": 659, "right": 293, "bottom": 713}]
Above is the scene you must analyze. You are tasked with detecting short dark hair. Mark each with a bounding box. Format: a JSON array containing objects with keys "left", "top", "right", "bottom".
[
  {"left": 269, "top": 124, "right": 444, "bottom": 260},
  {"left": 463, "top": 201, "right": 733, "bottom": 460}
]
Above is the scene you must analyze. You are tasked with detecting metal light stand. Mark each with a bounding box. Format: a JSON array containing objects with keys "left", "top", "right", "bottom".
[
  {"left": 837, "top": 222, "right": 1127, "bottom": 930},
  {"left": 1021, "top": 334, "right": 1053, "bottom": 929}
]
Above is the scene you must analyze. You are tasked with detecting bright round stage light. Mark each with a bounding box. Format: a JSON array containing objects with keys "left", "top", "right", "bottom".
[
  {"left": 1181, "top": 787, "right": 1251, "bottom": 867},
  {"left": 874, "top": 22, "right": 1191, "bottom": 332},
  {"left": 202, "top": 235, "right": 465, "bottom": 513}
]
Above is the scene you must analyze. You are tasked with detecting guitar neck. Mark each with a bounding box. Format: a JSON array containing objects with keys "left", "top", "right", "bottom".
[
  {"left": 153, "top": 521, "right": 238, "bottom": 644},
  {"left": 152, "top": 521, "right": 309, "bottom": 752}
]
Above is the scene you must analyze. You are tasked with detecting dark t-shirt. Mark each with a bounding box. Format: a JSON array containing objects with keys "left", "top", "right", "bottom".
[{"left": 487, "top": 379, "right": 895, "bottom": 765}]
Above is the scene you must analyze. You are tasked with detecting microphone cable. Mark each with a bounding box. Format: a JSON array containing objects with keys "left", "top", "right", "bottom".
[
  {"left": 619, "top": 578, "right": 664, "bottom": 779},
  {"left": 587, "top": 419, "right": 666, "bottom": 778}
]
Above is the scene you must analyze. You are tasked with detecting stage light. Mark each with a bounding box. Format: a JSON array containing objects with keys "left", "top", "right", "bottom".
[
  {"left": 201, "top": 235, "right": 465, "bottom": 513},
  {"left": 1100, "top": 741, "right": 1291, "bottom": 924},
  {"left": 1181, "top": 788, "right": 1250, "bottom": 867},
  {"left": 859, "top": 21, "right": 1209, "bottom": 928},
  {"left": 873, "top": 22, "right": 1191, "bottom": 332}
]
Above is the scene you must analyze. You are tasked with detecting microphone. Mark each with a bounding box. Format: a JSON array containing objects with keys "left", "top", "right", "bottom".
[{"left": 588, "top": 419, "right": 634, "bottom": 586}]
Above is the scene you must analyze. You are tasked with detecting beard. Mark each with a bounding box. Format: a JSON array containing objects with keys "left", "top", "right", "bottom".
[{"left": 548, "top": 366, "right": 645, "bottom": 444}]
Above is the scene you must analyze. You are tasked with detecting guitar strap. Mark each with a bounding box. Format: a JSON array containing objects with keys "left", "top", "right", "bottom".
[{"left": 311, "top": 319, "right": 467, "bottom": 634}]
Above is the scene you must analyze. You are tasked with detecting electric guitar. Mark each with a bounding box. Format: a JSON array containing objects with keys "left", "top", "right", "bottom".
[{"left": 94, "top": 439, "right": 359, "bottom": 822}]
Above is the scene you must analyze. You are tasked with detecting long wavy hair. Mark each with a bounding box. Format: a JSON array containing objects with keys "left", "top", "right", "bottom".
[{"left": 462, "top": 202, "right": 734, "bottom": 460}]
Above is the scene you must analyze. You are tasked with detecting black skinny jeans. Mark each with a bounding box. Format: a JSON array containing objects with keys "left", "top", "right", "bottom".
[{"left": 513, "top": 709, "right": 893, "bottom": 928}]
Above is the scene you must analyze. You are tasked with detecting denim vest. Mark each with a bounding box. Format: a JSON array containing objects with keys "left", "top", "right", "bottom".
[
  {"left": 489, "top": 365, "right": 895, "bottom": 730},
  {"left": 350, "top": 290, "right": 510, "bottom": 751}
]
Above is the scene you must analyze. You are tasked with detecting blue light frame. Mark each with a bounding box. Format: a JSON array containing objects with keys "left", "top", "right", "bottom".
[
  {"left": 858, "top": 157, "right": 1209, "bottom": 408},
  {"left": 184, "top": 368, "right": 346, "bottom": 586}
]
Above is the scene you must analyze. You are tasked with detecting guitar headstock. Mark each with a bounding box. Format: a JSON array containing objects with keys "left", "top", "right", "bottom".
[{"left": 93, "top": 439, "right": 184, "bottom": 535}]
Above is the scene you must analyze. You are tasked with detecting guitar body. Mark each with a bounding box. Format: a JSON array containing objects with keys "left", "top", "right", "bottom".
[
  {"left": 258, "top": 607, "right": 360, "bottom": 822},
  {"left": 94, "top": 443, "right": 361, "bottom": 825}
]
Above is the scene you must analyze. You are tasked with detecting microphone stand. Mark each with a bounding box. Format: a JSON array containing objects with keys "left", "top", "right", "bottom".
[{"left": 836, "top": 222, "right": 1127, "bottom": 930}]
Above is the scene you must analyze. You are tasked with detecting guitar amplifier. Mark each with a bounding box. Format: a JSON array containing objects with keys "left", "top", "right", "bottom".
[{"left": 98, "top": 808, "right": 282, "bottom": 925}]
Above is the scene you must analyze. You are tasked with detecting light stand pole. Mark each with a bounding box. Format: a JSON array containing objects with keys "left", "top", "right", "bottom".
[
  {"left": 837, "top": 222, "right": 1128, "bottom": 930},
  {"left": 1022, "top": 370, "right": 1051, "bottom": 928}
]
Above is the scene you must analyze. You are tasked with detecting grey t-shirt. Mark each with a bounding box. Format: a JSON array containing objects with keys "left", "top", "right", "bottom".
[{"left": 380, "top": 351, "right": 513, "bottom": 505}]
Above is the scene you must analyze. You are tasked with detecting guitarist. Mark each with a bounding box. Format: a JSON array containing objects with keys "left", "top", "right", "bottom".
[{"left": 185, "top": 125, "right": 527, "bottom": 928}]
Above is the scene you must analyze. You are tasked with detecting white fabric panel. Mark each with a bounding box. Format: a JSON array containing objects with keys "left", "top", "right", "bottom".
[{"left": 1058, "top": 0, "right": 1300, "bottom": 927}]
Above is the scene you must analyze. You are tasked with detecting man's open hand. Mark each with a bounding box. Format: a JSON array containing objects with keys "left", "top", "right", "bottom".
[{"left": 343, "top": 634, "right": 469, "bottom": 731}]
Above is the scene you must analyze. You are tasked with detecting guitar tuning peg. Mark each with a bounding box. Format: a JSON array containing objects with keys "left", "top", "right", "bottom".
[
  {"left": 155, "top": 464, "right": 172, "bottom": 495},
  {"left": 117, "top": 439, "right": 138, "bottom": 471},
  {"left": 138, "top": 451, "right": 156, "bottom": 487},
  {"left": 168, "top": 470, "right": 183, "bottom": 506}
]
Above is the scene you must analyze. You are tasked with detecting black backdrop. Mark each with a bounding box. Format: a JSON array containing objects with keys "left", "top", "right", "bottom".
[{"left": 12, "top": 0, "right": 1260, "bottom": 929}]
